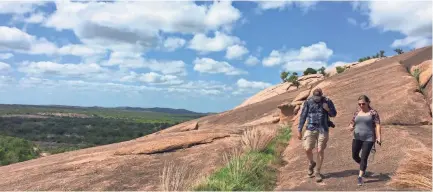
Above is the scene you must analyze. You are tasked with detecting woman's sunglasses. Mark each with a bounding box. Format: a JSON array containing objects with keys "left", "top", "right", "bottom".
[{"left": 358, "top": 103, "right": 367, "bottom": 106}]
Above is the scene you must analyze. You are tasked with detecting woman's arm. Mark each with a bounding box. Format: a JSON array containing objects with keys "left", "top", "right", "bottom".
[
  {"left": 375, "top": 123, "right": 382, "bottom": 142},
  {"left": 348, "top": 111, "right": 358, "bottom": 131},
  {"left": 373, "top": 110, "right": 382, "bottom": 142}
]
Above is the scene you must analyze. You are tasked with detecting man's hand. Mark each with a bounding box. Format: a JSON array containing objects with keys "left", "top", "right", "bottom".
[
  {"left": 297, "top": 131, "right": 302, "bottom": 140},
  {"left": 323, "top": 102, "right": 330, "bottom": 113}
]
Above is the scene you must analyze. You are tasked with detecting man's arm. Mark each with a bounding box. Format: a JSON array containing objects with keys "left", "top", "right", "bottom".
[
  {"left": 298, "top": 101, "right": 309, "bottom": 133},
  {"left": 324, "top": 98, "right": 337, "bottom": 117}
]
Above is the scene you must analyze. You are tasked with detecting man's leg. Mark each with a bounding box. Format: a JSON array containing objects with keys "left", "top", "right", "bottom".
[
  {"left": 303, "top": 130, "right": 317, "bottom": 177},
  {"left": 315, "top": 131, "right": 329, "bottom": 182}
]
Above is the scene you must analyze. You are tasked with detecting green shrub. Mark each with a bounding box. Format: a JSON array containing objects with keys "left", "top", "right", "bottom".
[
  {"left": 303, "top": 68, "right": 317, "bottom": 75},
  {"left": 336, "top": 66, "right": 346, "bottom": 74},
  {"left": 0, "top": 135, "right": 40, "bottom": 166}
]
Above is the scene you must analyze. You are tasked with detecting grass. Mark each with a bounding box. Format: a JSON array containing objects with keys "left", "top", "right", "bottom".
[
  {"left": 388, "top": 150, "right": 432, "bottom": 190},
  {"left": 160, "top": 161, "right": 201, "bottom": 191},
  {"left": 410, "top": 68, "right": 426, "bottom": 94},
  {"left": 193, "top": 125, "right": 292, "bottom": 191}
]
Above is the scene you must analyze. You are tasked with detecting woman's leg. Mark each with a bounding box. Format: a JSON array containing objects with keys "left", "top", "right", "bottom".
[
  {"left": 359, "top": 141, "right": 375, "bottom": 176},
  {"left": 352, "top": 139, "right": 363, "bottom": 164}
]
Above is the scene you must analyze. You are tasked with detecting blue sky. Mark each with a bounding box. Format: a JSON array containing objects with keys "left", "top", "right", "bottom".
[{"left": 0, "top": 0, "right": 431, "bottom": 113}]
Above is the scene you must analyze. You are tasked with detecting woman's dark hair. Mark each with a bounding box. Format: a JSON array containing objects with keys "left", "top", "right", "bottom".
[
  {"left": 358, "top": 95, "right": 372, "bottom": 109},
  {"left": 358, "top": 95, "right": 371, "bottom": 103}
]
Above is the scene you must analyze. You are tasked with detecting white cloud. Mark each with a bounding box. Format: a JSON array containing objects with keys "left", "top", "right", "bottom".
[
  {"left": 225, "top": 44, "right": 249, "bottom": 60},
  {"left": 193, "top": 57, "right": 247, "bottom": 75},
  {"left": 43, "top": 0, "right": 242, "bottom": 53},
  {"left": 103, "top": 51, "right": 187, "bottom": 76},
  {"left": 353, "top": 1, "right": 432, "bottom": 49},
  {"left": 255, "top": 1, "right": 319, "bottom": 12},
  {"left": 188, "top": 31, "right": 241, "bottom": 53},
  {"left": 237, "top": 78, "right": 271, "bottom": 89},
  {"left": 263, "top": 50, "right": 283, "bottom": 67},
  {"left": 262, "top": 42, "right": 333, "bottom": 71},
  {"left": 18, "top": 61, "right": 106, "bottom": 78},
  {"left": 0, "top": 26, "right": 57, "bottom": 55},
  {"left": 0, "top": 53, "right": 13, "bottom": 60},
  {"left": 245, "top": 55, "right": 260, "bottom": 66},
  {"left": 0, "top": 62, "right": 12, "bottom": 73},
  {"left": 347, "top": 17, "right": 357, "bottom": 26},
  {"left": 16, "top": 77, "right": 228, "bottom": 96},
  {"left": 120, "top": 71, "right": 183, "bottom": 85},
  {"left": 57, "top": 44, "right": 106, "bottom": 58},
  {"left": 163, "top": 37, "right": 186, "bottom": 51}
]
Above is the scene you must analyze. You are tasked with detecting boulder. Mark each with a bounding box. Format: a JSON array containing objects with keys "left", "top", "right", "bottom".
[
  {"left": 293, "top": 105, "right": 301, "bottom": 114},
  {"left": 418, "top": 60, "right": 432, "bottom": 87},
  {"left": 159, "top": 121, "right": 199, "bottom": 134},
  {"left": 293, "top": 89, "right": 311, "bottom": 102},
  {"left": 297, "top": 74, "right": 324, "bottom": 81},
  {"left": 278, "top": 102, "right": 292, "bottom": 125},
  {"left": 410, "top": 60, "right": 431, "bottom": 74},
  {"left": 290, "top": 100, "right": 304, "bottom": 106},
  {"left": 114, "top": 131, "right": 230, "bottom": 155},
  {"left": 235, "top": 82, "right": 293, "bottom": 109}
]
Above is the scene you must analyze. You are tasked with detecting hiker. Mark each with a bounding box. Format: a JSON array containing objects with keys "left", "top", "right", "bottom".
[
  {"left": 348, "top": 95, "right": 382, "bottom": 186},
  {"left": 297, "top": 88, "right": 337, "bottom": 182}
]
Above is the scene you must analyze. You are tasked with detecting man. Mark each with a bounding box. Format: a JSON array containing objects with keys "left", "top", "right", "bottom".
[{"left": 297, "top": 88, "right": 337, "bottom": 182}]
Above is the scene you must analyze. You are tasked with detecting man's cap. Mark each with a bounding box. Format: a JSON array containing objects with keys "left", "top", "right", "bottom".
[
  {"left": 312, "top": 88, "right": 323, "bottom": 101},
  {"left": 312, "top": 88, "right": 323, "bottom": 96}
]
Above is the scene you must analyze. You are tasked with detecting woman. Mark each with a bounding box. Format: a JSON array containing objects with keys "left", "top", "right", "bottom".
[{"left": 348, "top": 95, "right": 382, "bottom": 186}]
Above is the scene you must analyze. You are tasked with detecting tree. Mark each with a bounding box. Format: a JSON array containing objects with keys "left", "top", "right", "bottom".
[
  {"left": 292, "top": 72, "right": 298, "bottom": 76},
  {"left": 303, "top": 68, "right": 317, "bottom": 75},
  {"left": 394, "top": 48, "right": 404, "bottom": 55},
  {"left": 318, "top": 66, "right": 326, "bottom": 76},
  {"left": 379, "top": 50, "right": 385, "bottom": 58},
  {"left": 292, "top": 80, "right": 300, "bottom": 89},
  {"left": 280, "top": 71, "right": 289, "bottom": 82},
  {"left": 287, "top": 73, "right": 298, "bottom": 83}
]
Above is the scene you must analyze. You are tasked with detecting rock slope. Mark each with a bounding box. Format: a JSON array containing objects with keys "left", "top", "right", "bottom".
[{"left": 0, "top": 46, "right": 431, "bottom": 191}]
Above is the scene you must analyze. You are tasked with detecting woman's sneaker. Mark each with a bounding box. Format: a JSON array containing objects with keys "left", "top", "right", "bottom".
[{"left": 357, "top": 176, "right": 363, "bottom": 186}]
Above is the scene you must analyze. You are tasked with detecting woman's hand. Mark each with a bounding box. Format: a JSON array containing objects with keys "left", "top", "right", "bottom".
[{"left": 376, "top": 137, "right": 382, "bottom": 146}]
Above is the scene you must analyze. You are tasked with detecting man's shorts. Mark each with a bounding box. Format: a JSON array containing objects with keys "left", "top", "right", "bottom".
[{"left": 303, "top": 130, "right": 329, "bottom": 151}]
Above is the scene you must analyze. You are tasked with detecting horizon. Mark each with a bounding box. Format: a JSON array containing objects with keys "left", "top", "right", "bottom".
[{"left": 0, "top": 1, "right": 431, "bottom": 113}]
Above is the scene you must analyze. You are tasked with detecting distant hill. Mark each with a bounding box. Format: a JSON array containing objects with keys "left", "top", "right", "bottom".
[
  {"left": 115, "top": 107, "right": 207, "bottom": 115},
  {"left": 0, "top": 104, "right": 209, "bottom": 115}
]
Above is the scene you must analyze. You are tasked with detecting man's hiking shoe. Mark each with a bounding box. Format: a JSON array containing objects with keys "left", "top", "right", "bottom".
[
  {"left": 357, "top": 177, "right": 363, "bottom": 186},
  {"left": 307, "top": 162, "right": 316, "bottom": 177},
  {"left": 315, "top": 173, "right": 323, "bottom": 182}
]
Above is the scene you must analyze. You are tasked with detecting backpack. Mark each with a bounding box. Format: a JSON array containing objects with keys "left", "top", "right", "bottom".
[{"left": 307, "top": 96, "right": 335, "bottom": 128}]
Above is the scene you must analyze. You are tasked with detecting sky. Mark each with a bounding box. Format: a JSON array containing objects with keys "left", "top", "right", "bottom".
[{"left": 0, "top": 0, "right": 431, "bottom": 113}]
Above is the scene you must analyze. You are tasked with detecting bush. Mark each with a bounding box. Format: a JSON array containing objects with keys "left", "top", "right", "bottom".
[
  {"left": 336, "top": 66, "right": 346, "bottom": 74},
  {"left": 0, "top": 135, "right": 40, "bottom": 166},
  {"left": 303, "top": 68, "right": 317, "bottom": 75}
]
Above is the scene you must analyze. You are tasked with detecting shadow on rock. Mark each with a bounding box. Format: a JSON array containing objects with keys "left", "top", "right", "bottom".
[{"left": 323, "top": 170, "right": 391, "bottom": 182}]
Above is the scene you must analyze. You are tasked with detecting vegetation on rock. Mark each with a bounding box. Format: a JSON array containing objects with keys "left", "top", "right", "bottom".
[{"left": 193, "top": 125, "right": 291, "bottom": 191}]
